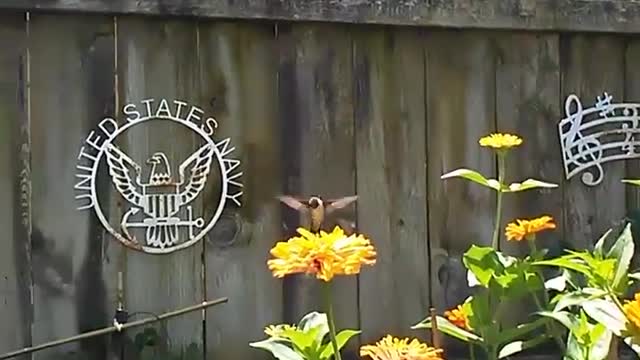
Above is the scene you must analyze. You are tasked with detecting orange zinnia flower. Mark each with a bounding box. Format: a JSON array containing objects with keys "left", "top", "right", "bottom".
[
  {"left": 360, "top": 335, "right": 444, "bottom": 360},
  {"left": 267, "top": 226, "right": 376, "bottom": 281},
  {"left": 478, "top": 133, "right": 523, "bottom": 150},
  {"left": 624, "top": 292, "right": 640, "bottom": 331},
  {"left": 444, "top": 304, "right": 470, "bottom": 330},
  {"left": 505, "top": 215, "right": 556, "bottom": 241}
]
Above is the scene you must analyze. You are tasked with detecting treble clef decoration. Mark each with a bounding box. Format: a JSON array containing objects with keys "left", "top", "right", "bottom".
[{"left": 560, "top": 94, "right": 604, "bottom": 186}]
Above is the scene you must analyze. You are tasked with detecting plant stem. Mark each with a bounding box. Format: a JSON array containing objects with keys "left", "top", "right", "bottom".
[
  {"left": 469, "top": 343, "right": 477, "bottom": 360},
  {"left": 489, "top": 345, "right": 499, "bottom": 360},
  {"left": 607, "top": 286, "right": 627, "bottom": 316},
  {"left": 491, "top": 154, "right": 506, "bottom": 250},
  {"left": 323, "top": 282, "right": 342, "bottom": 360},
  {"left": 528, "top": 239, "right": 566, "bottom": 352},
  {"left": 585, "top": 344, "right": 591, "bottom": 360},
  {"left": 531, "top": 290, "right": 566, "bottom": 352}
]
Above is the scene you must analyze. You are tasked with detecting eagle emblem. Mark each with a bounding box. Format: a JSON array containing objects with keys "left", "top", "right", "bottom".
[{"left": 104, "top": 142, "right": 215, "bottom": 249}]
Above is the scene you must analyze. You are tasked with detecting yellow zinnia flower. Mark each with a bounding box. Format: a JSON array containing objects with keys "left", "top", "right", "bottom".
[
  {"left": 264, "top": 324, "right": 297, "bottom": 338},
  {"left": 624, "top": 293, "right": 640, "bottom": 332},
  {"left": 360, "top": 335, "right": 444, "bottom": 360},
  {"left": 267, "top": 226, "right": 376, "bottom": 281},
  {"left": 444, "top": 304, "right": 470, "bottom": 330},
  {"left": 478, "top": 133, "right": 523, "bottom": 150},
  {"left": 505, "top": 215, "right": 556, "bottom": 242}
]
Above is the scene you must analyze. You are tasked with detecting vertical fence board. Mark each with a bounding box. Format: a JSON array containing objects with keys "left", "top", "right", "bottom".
[
  {"left": 277, "top": 23, "right": 359, "bottom": 353},
  {"left": 0, "top": 13, "right": 31, "bottom": 359},
  {"left": 624, "top": 39, "right": 640, "bottom": 263},
  {"left": 354, "top": 28, "right": 429, "bottom": 343},
  {"left": 198, "top": 22, "right": 282, "bottom": 359},
  {"left": 30, "top": 15, "right": 115, "bottom": 359},
  {"left": 116, "top": 18, "right": 204, "bottom": 359},
  {"left": 496, "top": 34, "right": 562, "bottom": 255},
  {"left": 561, "top": 35, "right": 626, "bottom": 250},
  {"left": 425, "top": 31, "right": 496, "bottom": 355},
  {"left": 494, "top": 33, "right": 562, "bottom": 346}
]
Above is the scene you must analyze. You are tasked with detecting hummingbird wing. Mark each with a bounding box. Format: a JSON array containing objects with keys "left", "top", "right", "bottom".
[
  {"left": 336, "top": 218, "right": 357, "bottom": 235},
  {"left": 325, "top": 195, "right": 358, "bottom": 214},
  {"left": 277, "top": 195, "right": 309, "bottom": 213}
]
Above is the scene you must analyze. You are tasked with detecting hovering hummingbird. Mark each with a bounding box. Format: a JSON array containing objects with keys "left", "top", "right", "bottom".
[{"left": 277, "top": 194, "right": 358, "bottom": 233}]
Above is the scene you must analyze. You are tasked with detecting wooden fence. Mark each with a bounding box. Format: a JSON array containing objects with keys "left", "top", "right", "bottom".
[{"left": 2, "top": 2, "right": 640, "bottom": 359}]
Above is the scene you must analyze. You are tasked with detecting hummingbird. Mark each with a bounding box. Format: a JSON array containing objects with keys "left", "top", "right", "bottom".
[{"left": 277, "top": 194, "right": 358, "bottom": 233}]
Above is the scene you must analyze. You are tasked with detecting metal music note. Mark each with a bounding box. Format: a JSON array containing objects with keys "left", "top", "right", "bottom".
[
  {"left": 596, "top": 92, "right": 614, "bottom": 118},
  {"left": 558, "top": 92, "right": 640, "bottom": 186},
  {"left": 621, "top": 106, "right": 640, "bottom": 155}
]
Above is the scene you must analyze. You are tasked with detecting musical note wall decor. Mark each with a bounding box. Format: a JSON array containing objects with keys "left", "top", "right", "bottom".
[{"left": 558, "top": 92, "right": 640, "bottom": 186}]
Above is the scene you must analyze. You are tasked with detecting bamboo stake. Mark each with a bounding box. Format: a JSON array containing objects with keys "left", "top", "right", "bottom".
[{"left": 0, "top": 297, "right": 228, "bottom": 359}]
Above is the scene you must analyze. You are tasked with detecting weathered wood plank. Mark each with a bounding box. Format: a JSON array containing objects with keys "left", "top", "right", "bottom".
[
  {"left": 624, "top": 39, "right": 640, "bottom": 270},
  {"left": 353, "top": 27, "right": 429, "bottom": 343},
  {"left": 29, "top": 15, "right": 115, "bottom": 359},
  {"left": 5, "top": 0, "right": 640, "bottom": 34},
  {"left": 276, "top": 23, "right": 359, "bottom": 356},
  {"left": 116, "top": 18, "right": 204, "bottom": 359},
  {"left": 494, "top": 32, "right": 562, "bottom": 348},
  {"left": 496, "top": 33, "right": 562, "bottom": 255},
  {"left": 0, "top": 12, "right": 31, "bottom": 359},
  {"left": 425, "top": 31, "right": 496, "bottom": 355},
  {"left": 561, "top": 35, "right": 626, "bottom": 251},
  {"left": 198, "top": 22, "right": 282, "bottom": 360}
]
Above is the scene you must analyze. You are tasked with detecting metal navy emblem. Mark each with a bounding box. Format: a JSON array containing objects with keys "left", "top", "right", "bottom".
[{"left": 74, "top": 98, "right": 243, "bottom": 254}]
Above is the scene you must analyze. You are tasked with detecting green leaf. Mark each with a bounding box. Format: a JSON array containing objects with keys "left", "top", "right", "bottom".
[
  {"left": 463, "top": 246, "right": 504, "bottom": 287},
  {"left": 441, "top": 168, "right": 501, "bottom": 191},
  {"left": 581, "top": 298, "right": 626, "bottom": 336},
  {"left": 623, "top": 336, "right": 640, "bottom": 357},
  {"left": 467, "top": 270, "right": 481, "bottom": 287},
  {"left": 594, "top": 229, "right": 613, "bottom": 257},
  {"left": 412, "top": 315, "right": 483, "bottom": 343},
  {"left": 565, "top": 332, "right": 584, "bottom": 360},
  {"left": 281, "top": 328, "right": 319, "bottom": 355},
  {"left": 504, "top": 178, "right": 559, "bottom": 192},
  {"left": 534, "top": 257, "right": 592, "bottom": 277},
  {"left": 622, "top": 179, "right": 640, "bottom": 186},
  {"left": 553, "top": 289, "right": 607, "bottom": 312},
  {"left": 498, "top": 335, "right": 550, "bottom": 359},
  {"left": 537, "top": 310, "right": 578, "bottom": 331},
  {"left": 298, "top": 312, "right": 329, "bottom": 344},
  {"left": 319, "top": 330, "right": 361, "bottom": 359},
  {"left": 589, "top": 326, "right": 612, "bottom": 360},
  {"left": 249, "top": 339, "right": 305, "bottom": 360},
  {"left": 468, "top": 293, "right": 494, "bottom": 334},
  {"left": 498, "top": 317, "right": 549, "bottom": 344},
  {"left": 607, "top": 223, "right": 634, "bottom": 291},
  {"left": 545, "top": 273, "right": 567, "bottom": 292}
]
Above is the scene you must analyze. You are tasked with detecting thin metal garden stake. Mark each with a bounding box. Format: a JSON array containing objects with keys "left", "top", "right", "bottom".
[
  {"left": 430, "top": 307, "right": 441, "bottom": 349},
  {"left": 0, "top": 297, "right": 228, "bottom": 360}
]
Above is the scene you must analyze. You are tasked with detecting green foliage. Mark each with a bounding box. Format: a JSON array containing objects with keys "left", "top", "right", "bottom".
[
  {"left": 463, "top": 245, "right": 543, "bottom": 300},
  {"left": 440, "top": 168, "right": 557, "bottom": 193},
  {"left": 250, "top": 312, "right": 360, "bottom": 360},
  {"left": 536, "top": 224, "right": 640, "bottom": 358},
  {"left": 433, "top": 135, "right": 561, "bottom": 360},
  {"left": 132, "top": 326, "right": 203, "bottom": 360},
  {"left": 413, "top": 249, "right": 551, "bottom": 360},
  {"left": 412, "top": 313, "right": 483, "bottom": 343}
]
